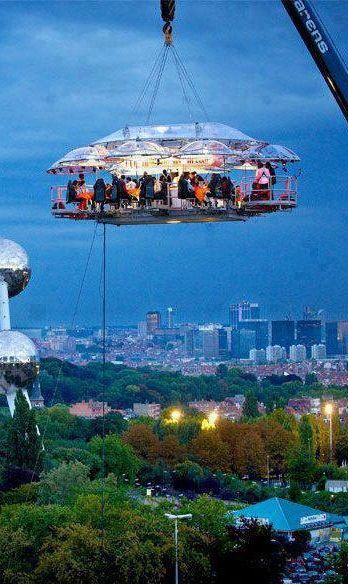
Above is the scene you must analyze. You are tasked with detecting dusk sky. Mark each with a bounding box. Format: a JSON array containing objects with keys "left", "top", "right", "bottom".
[{"left": 0, "top": 0, "right": 347, "bottom": 327}]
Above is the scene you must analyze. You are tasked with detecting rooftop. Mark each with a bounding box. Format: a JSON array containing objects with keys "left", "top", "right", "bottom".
[{"left": 231, "top": 497, "right": 346, "bottom": 532}]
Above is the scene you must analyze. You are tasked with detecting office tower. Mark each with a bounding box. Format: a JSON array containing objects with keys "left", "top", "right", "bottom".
[
  {"left": 229, "top": 301, "right": 260, "bottom": 328},
  {"left": 167, "top": 307, "right": 174, "bottom": 329},
  {"left": 338, "top": 321, "right": 348, "bottom": 354},
  {"left": 202, "top": 329, "right": 219, "bottom": 359},
  {"left": 184, "top": 329, "right": 194, "bottom": 357},
  {"left": 218, "top": 328, "right": 229, "bottom": 358},
  {"left": 271, "top": 320, "right": 295, "bottom": 353},
  {"left": 138, "top": 321, "right": 147, "bottom": 337},
  {"left": 325, "top": 322, "right": 339, "bottom": 356},
  {"left": 266, "top": 345, "right": 286, "bottom": 363},
  {"left": 296, "top": 320, "right": 322, "bottom": 357},
  {"left": 249, "top": 348, "right": 266, "bottom": 364},
  {"left": 231, "top": 329, "right": 257, "bottom": 359},
  {"left": 146, "top": 311, "right": 161, "bottom": 335},
  {"left": 239, "top": 329, "right": 257, "bottom": 359},
  {"left": 237, "top": 319, "right": 268, "bottom": 350},
  {"left": 202, "top": 327, "right": 228, "bottom": 359},
  {"left": 289, "top": 344, "right": 307, "bottom": 362},
  {"left": 311, "top": 344, "right": 327, "bottom": 360}
]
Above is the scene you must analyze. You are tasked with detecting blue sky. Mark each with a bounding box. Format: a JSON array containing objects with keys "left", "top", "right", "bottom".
[{"left": 0, "top": 0, "right": 347, "bottom": 327}]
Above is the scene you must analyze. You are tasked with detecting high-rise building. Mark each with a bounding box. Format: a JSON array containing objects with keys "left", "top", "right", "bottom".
[
  {"left": 271, "top": 320, "right": 295, "bottom": 354},
  {"left": 325, "top": 322, "right": 339, "bottom": 356},
  {"left": 146, "top": 311, "right": 161, "bottom": 335},
  {"left": 202, "top": 328, "right": 219, "bottom": 359},
  {"left": 202, "top": 327, "right": 228, "bottom": 359},
  {"left": 296, "top": 320, "right": 322, "bottom": 357},
  {"left": 229, "top": 301, "right": 260, "bottom": 328},
  {"left": 311, "top": 344, "right": 327, "bottom": 360},
  {"left": 231, "top": 328, "right": 257, "bottom": 359},
  {"left": 184, "top": 329, "right": 195, "bottom": 357},
  {"left": 338, "top": 321, "right": 348, "bottom": 354},
  {"left": 266, "top": 345, "right": 286, "bottom": 363},
  {"left": 138, "top": 321, "right": 147, "bottom": 337},
  {"left": 237, "top": 319, "right": 269, "bottom": 349},
  {"left": 249, "top": 348, "right": 266, "bottom": 364},
  {"left": 289, "top": 344, "right": 307, "bottom": 362},
  {"left": 218, "top": 328, "right": 229, "bottom": 358}
]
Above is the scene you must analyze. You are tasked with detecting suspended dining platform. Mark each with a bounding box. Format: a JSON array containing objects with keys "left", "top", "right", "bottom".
[{"left": 48, "top": 122, "right": 299, "bottom": 226}]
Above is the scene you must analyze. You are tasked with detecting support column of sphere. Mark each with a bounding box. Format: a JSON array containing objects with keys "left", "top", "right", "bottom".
[{"left": 0, "top": 238, "right": 38, "bottom": 417}]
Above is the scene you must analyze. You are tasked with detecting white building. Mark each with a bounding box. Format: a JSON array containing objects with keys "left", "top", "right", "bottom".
[
  {"left": 249, "top": 348, "right": 266, "bottom": 364},
  {"left": 289, "top": 344, "right": 307, "bottom": 362},
  {"left": 266, "top": 345, "right": 286, "bottom": 363},
  {"left": 311, "top": 344, "right": 327, "bottom": 360}
]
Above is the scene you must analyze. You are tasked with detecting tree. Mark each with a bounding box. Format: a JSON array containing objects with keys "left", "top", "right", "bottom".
[
  {"left": 257, "top": 418, "right": 295, "bottom": 478},
  {"left": 7, "top": 389, "right": 43, "bottom": 472},
  {"left": 299, "top": 415, "right": 316, "bottom": 458},
  {"left": 215, "top": 364, "right": 228, "bottom": 379},
  {"left": 34, "top": 524, "right": 104, "bottom": 583},
  {"left": 122, "top": 424, "right": 160, "bottom": 462},
  {"left": 242, "top": 391, "right": 259, "bottom": 419},
  {"left": 186, "top": 495, "right": 228, "bottom": 539},
  {"left": 174, "top": 460, "right": 204, "bottom": 489},
  {"left": 158, "top": 435, "right": 186, "bottom": 465},
  {"left": 218, "top": 518, "right": 286, "bottom": 584},
  {"left": 287, "top": 450, "right": 318, "bottom": 488},
  {"left": 38, "top": 461, "right": 90, "bottom": 505},
  {"left": 190, "top": 431, "right": 230, "bottom": 472},
  {"left": 89, "top": 434, "right": 140, "bottom": 481}
]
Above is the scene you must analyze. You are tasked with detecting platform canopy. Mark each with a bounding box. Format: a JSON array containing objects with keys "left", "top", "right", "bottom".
[
  {"left": 240, "top": 143, "right": 300, "bottom": 163},
  {"left": 47, "top": 146, "right": 109, "bottom": 174},
  {"left": 231, "top": 497, "right": 345, "bottom": 533},
  {"left": 92, "top": 122, "right": 261, "bottom": 150}
]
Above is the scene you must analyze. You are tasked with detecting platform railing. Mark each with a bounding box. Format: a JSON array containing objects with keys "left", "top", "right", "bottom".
[
  {"left": 50, "top": 176, "right": 298, "bottom": 215},
  {"left": 238, "top": 176, "right": 298, "bottom": 205}
]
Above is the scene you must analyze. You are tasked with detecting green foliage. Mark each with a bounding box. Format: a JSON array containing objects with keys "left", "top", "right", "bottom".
[
  {"left": 185, "top": 495, "right": 229, "bottom": 539},
  {"left": 242, "top": 391, "right": 259, "bottom": 419},
  {"left": 7, "top": 390, "right": 43, "bottom": 472},
  {"left": 220, "top": 518, "right": 286, "bottom": 584},
  {"left": 89, "top": 434, "right": 141, "bottom": 481},
  {"left": 287, "top": 449, "right": 318, "bottom": 488},
  {"left": 38, "top": 461, "right": 90, "bottom": 505}
]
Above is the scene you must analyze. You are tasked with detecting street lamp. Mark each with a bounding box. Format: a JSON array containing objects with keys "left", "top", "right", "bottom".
[
  {"left": 324, "top": 402, "right": 333, "bottom": 462},
  {"left": 165, "top": 513, "right": 192, "bottom": 584},
  {"left": 170, "top": 409, "right": 182, "bottom": 423},
  {"left": 201, "top": 409, "right": 219, "bottom": 430}
]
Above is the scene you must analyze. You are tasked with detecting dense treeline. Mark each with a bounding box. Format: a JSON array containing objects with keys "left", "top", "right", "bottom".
[
  {"left": 0, "top": 386, "right": 347, "bottom": 582},
  {"left": 39, "top": 358, "right": 348, "bottom": 410}
]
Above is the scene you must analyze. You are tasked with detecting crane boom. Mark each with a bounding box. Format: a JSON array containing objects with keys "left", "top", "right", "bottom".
[
  {"left": 159, "top": 0, "right": 348, "bottom": 122},
  {"left": 281, "top": 0, "right": 348, "bottom": 122}
]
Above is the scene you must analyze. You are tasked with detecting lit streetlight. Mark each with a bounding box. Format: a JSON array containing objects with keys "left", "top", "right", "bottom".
[
  {"left": 165, "top": 513, "right": 192, "bottom": 584},
  {"left": 170, "top": 409, "right": 182, "bottom": 423},
  {"left": 201, "top": 409, "right": 219, "bottom": 430},
  {"left": 324, "top": 402, "right": 334, "bottom": 462}
]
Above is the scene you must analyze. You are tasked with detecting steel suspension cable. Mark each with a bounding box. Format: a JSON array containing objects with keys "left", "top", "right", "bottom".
[
  {"left": 146, "top": 43, "right": 170, "bottom": 124},
  {"left": 170, "top": 45, "right": 193, "bottom": 120},
  {"left": 101, "top": 222, "right": 107, "bottom": 575},
  {"left": 130, "top": 43, "right": 167, "bottom": 121},
  {"left": 172, "top": 44, "right": 209, "bottom": 121},
  {"left": 24, "top": 222, "right": 98, "bottom": 487}
]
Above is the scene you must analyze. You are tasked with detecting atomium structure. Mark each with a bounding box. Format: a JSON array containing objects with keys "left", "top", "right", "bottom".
[{"left": 0, "top": 238, "right": 39, "bottom": 415}]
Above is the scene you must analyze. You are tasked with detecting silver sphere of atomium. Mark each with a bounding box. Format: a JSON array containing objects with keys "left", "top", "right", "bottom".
[
  {"left": 0, "top": 238, "right": 31, "bottom": 298},
  {"left": 0, "top": 330, "right": 39, "bottom": 388}
]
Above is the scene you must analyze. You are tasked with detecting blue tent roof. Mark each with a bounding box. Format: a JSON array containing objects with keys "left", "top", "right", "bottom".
[{"left": 231, "top": 498, "right": 346, "bottom": 533}]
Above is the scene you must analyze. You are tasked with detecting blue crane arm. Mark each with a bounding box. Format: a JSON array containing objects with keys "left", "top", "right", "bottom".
[{"left": 281, "top": 0, "right": 348, "bottom": 122}]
